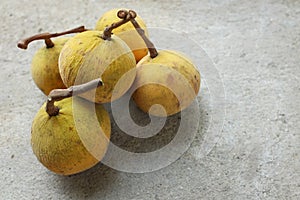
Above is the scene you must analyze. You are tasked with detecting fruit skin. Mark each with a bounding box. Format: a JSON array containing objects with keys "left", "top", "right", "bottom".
[
  {"left": 132, "top": 50, "right": 201, "bottom": 117},
  {"left": 95, "top": 8, "right": 149, "bottom": 62},
  {"left": 59, "top": 30, "right": 136, "bottom": 103},
  {"left": 31, "top": 97, "right": 111, "bottom": 175},
  {"left": 31, "top": 37, "right": 68, "bottom": 95}
]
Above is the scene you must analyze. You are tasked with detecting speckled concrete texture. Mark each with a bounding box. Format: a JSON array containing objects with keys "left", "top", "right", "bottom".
[{"left": 1, "top": 0, "right": 299, "bottom": 199}]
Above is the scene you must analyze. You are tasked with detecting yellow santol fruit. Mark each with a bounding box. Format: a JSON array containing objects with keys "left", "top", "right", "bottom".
[
  {"left": 133, "top": 50, "right": 200, "bottom": 116},
  {"left": 59, "top": 31, "right": 136, "bottom": 103},
  {"left": 17, "top": 26, "right": 86, "bottom": 95},
  {"left": 59, "top": 11, "right": 137, "bottom": 103},
  {"left": 124, "top": 11, "right": 200, "bottom": 117},
  {"left": 95, "top": 8, "right": 149, "bottom": 62},
  {"left": 31, "top": 79, "right": 111, "bottom": 175},
  {"left": 30, "top": 37, "right": 68, "bottom": 95}
]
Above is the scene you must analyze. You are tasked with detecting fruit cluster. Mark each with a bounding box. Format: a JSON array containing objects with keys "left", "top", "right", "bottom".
[{"left": 17, "top": 9, "right": 201, "bottom": 175}]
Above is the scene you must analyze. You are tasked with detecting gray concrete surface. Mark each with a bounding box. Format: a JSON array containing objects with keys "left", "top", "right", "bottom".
[{"left": 1, "top": 0, "right": 299, "bottom": 199}]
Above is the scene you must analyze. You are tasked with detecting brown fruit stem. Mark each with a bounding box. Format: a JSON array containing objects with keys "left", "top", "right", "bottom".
[
  {"left": 17, "top": 26, "right": 87, "bottom": 49},
  {"left": 46, "top": 78, "right": 103, "bottom": 116},
  {"left": 101, "top": 9, "right": 137, "bottom": 40},
  {"left": 118, "top": 10, "right": 158, "bottom": 58}
]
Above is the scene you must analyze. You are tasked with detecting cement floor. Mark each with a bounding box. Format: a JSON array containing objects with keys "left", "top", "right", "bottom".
[{"left": 0, "top": 0, "right": 299, "bottom": 199}]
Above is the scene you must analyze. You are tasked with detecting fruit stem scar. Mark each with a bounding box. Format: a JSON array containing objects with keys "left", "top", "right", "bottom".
[
  {"left": 119, "top": 10, "right": 158, "bottom": 58},
  {"left": 101, "top": 10, "right": 137, "bottom": 40},
  {"left": 46, "top": 78, "right": 103, "bottom": 116},
  {"left": 17, "top": 26, "right": 87, "bottom": 49}
]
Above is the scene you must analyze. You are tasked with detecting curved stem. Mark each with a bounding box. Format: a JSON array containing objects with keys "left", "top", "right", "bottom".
[
  {"left": 17, "top": 26, "right": 87, "bottom": 49},
  {"left": 46, "top": 78, "right": 103, "bottom": 116},
  {"left": 119, "top": 10, "right": 158, "bottom": 58},
  {"left": 101, "top": 10, "right": 137, "bottom": 40}
]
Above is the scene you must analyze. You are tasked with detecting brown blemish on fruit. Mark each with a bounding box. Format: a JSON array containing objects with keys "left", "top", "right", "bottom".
[
  {"left": 76, "top": 140, "right": 81, "bottom": 145},
  {"left": 167, "top": 74, "right": 174, "bottom": 84},
  {"left": 176, "top": 99, "right": 180, "bottom": 109}
]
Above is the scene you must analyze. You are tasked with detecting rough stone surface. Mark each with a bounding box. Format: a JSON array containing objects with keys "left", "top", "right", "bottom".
[{"left": 1, "top": 0, "right": 299, "bottom": 199}]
